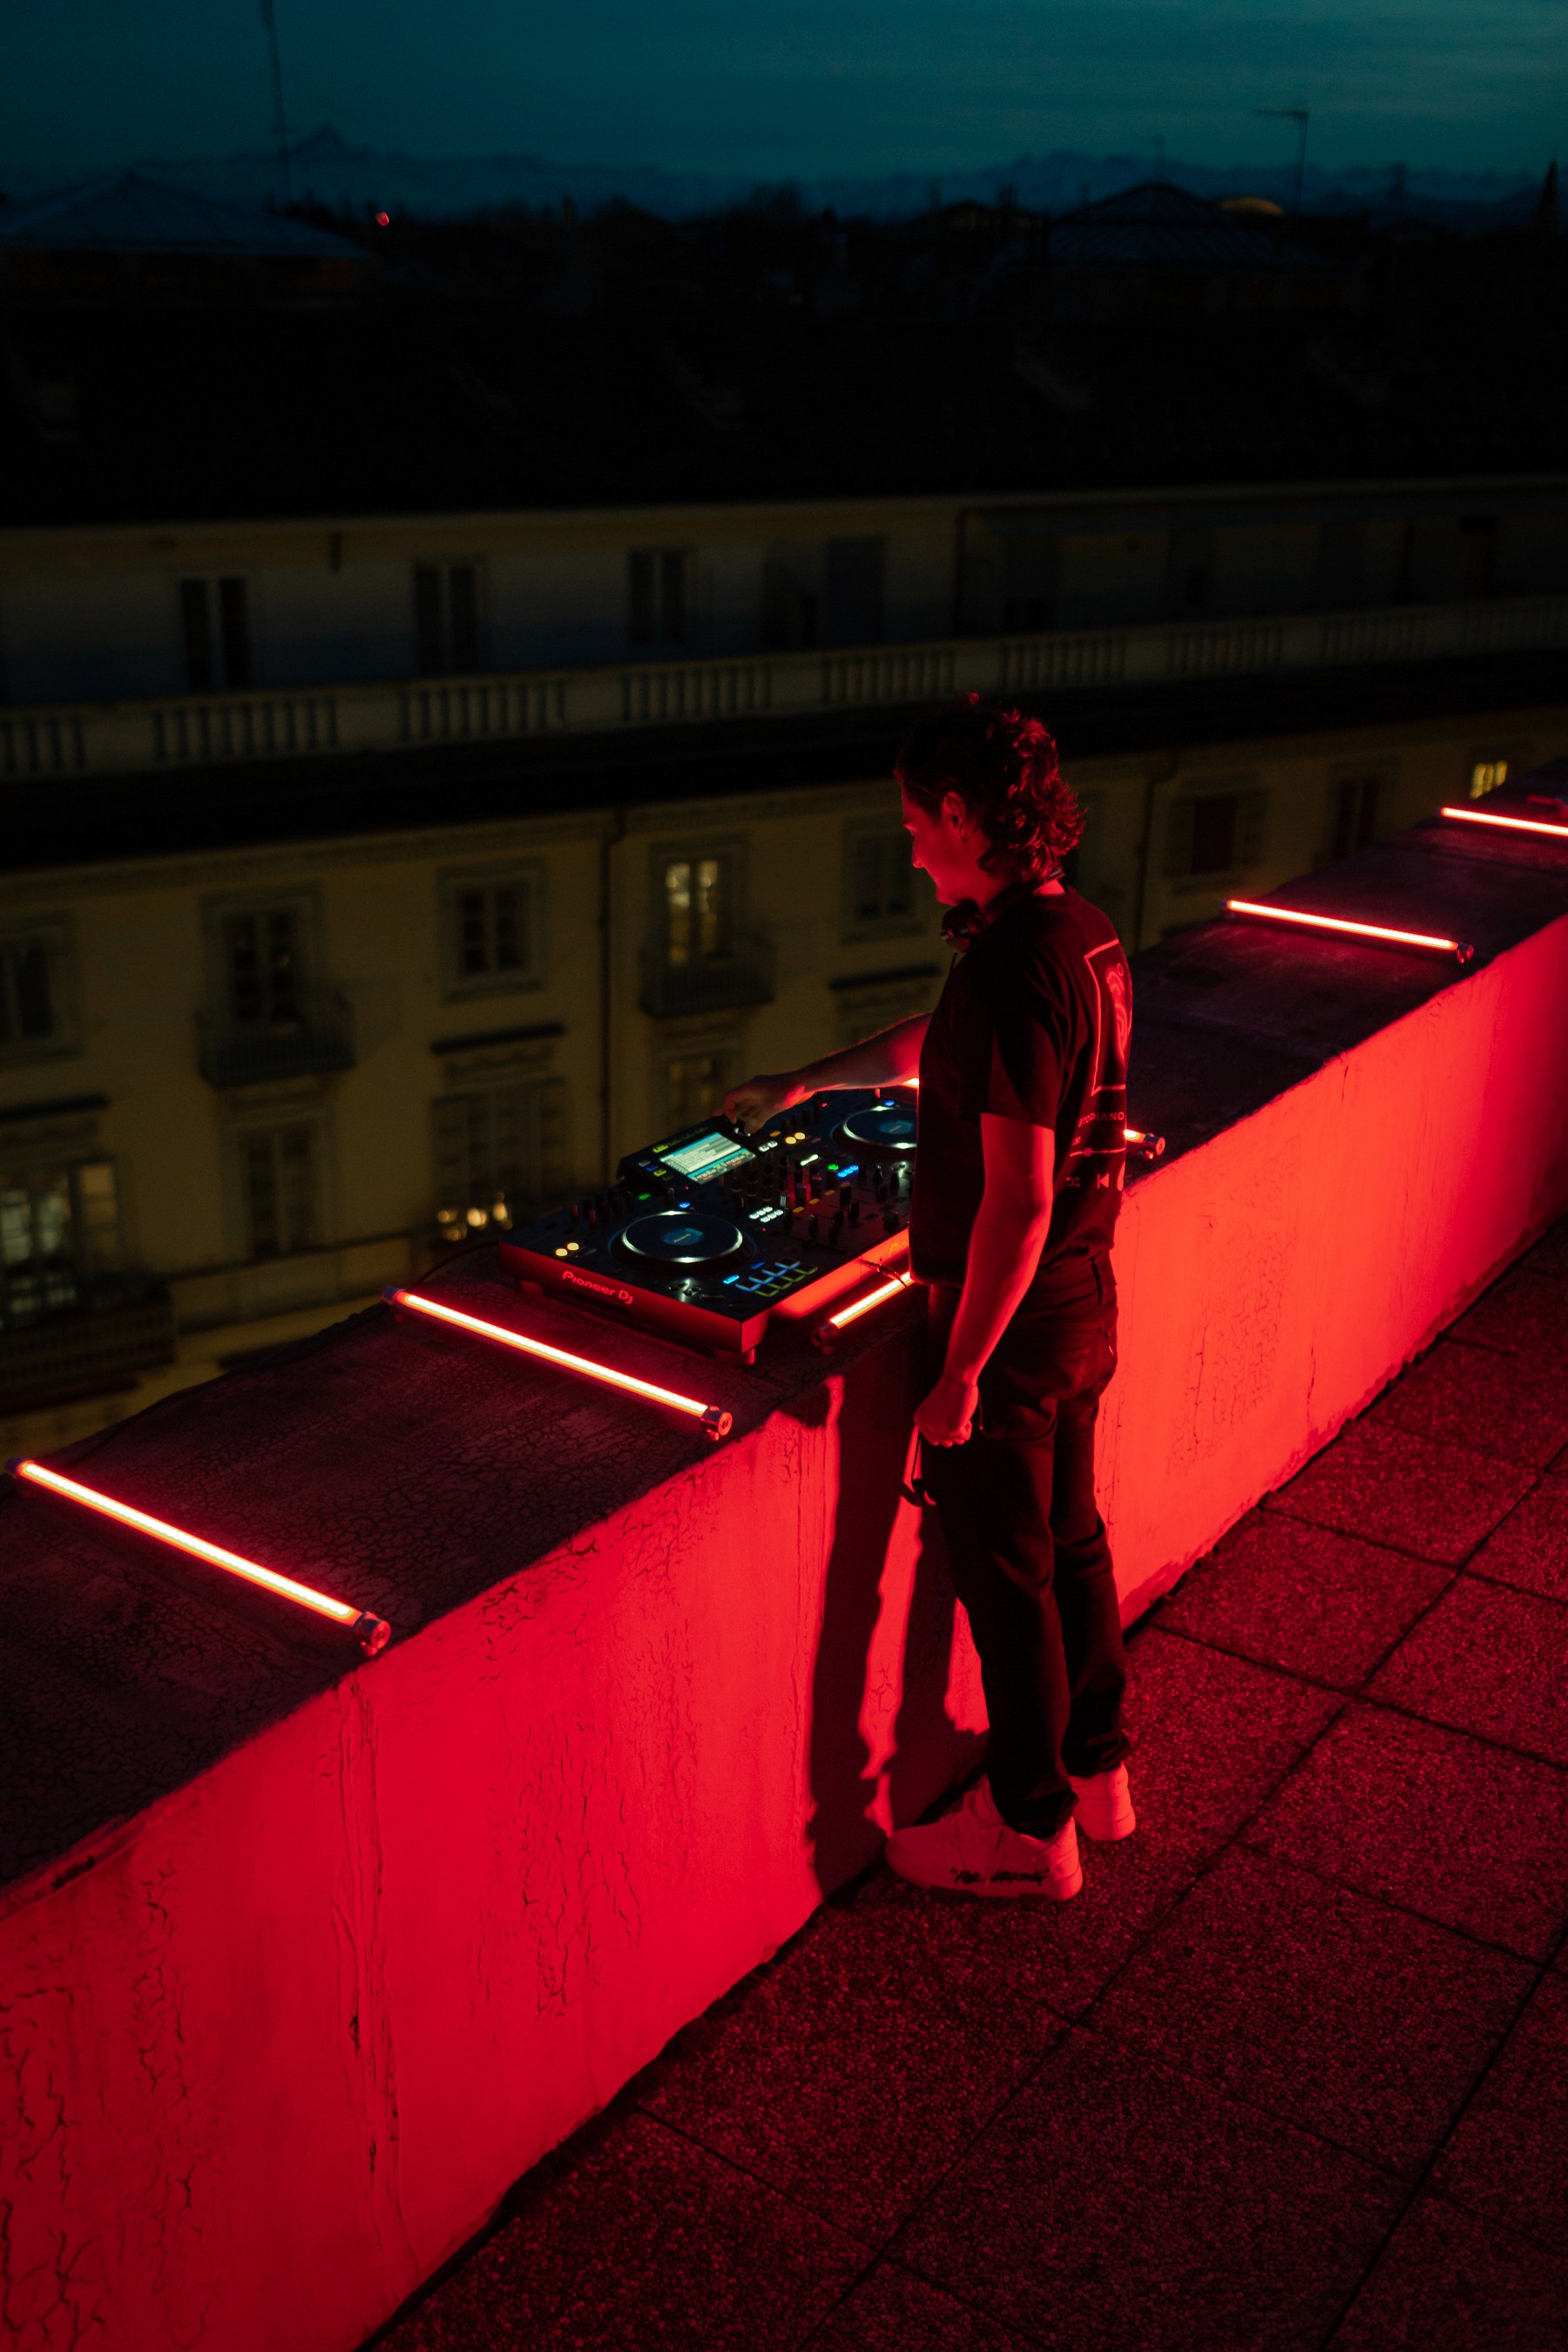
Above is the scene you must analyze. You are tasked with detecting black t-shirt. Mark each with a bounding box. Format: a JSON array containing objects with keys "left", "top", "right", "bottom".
[{"left": 910, "top": 886, "right": 1132, "bottom": 1287}]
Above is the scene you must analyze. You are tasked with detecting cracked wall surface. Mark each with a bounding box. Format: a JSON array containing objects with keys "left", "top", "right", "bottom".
[{"left": 2, "top": 817, "right": 1567, "bottom": 2351}]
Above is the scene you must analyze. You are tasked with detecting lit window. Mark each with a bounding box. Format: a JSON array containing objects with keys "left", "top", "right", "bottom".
[
  {"left": 0, "top": 1158, "right": 119, "bottom": 1326},
  {"left": 665, "top": 857, "right": 725, "bottom": 965},
  {"left": 1470, "top": 760, "right": 1509, "bottom": 801}
]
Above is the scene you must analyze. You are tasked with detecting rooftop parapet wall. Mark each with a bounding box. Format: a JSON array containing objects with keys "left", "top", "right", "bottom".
[{"left": 3, "top": 807, "right": 1568, "bottom": 2352}]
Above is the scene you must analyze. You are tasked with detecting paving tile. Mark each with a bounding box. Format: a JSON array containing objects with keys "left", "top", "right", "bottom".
[
  {"left": 644, "top": 1628, "right": 1342, "bottom": 2238},
  {"left": 1429, "top": 1973, "right": 1568, "bottom": 2254},
  {"left": 1155, "top": 1512, "right": 1451, "bottom": 1689},
  {"left": 1359, "top": 1340, "right": 1568, "bottom": 1469},
  {"left": 638, "top": 1897, "right": 1071, "bottom": 2241},
  {"left": 1369, "top": 1575, "right": 1568, "bottom": 1765},
  {"left": 807, "top": 2265, "right": 1034, "bottom": 2351},
  {"left": 379, "top": 2109, "right": 862, "bottom": 2352},
  {"left": 1448, "top": 1268, "right": 1568, "bottom": 1364},
  {"left": 1328, "top": 2195, "right": 1568, "bottom": 2351},
  {"left": 1466, "top": 1470, "right": 1568, "bottom": 1601},
  {"left": 892, "top": 2027, "right": 1403, "bottom": 2352},
  {"left": 1092, "top": 1845, "right": 1532, "bottom": 2176},
  {"left": 1246, "top": 1702, "right": 1568, "bottom": 1959},
  {"left": 1265, "top": 1423, "right": 1532, "bottom": 1564}
]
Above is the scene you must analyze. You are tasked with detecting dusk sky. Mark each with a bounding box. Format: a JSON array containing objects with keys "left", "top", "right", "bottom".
[{"left": 5, "top": 0, "right": 1564, "bottom": 181}]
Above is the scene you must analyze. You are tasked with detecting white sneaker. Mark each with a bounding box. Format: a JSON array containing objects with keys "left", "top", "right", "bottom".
[
  {"left": 1068, "top": 1765, "right": 1136, "bottom": 1842},
  {"left": 885, "top": 1781, "right": 1083, "bottom": 1900}
]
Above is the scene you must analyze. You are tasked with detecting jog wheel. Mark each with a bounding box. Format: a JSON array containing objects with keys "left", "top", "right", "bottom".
[
  {"left": 612, "top": 1209, "right": 749, "bottom": 1274},
  {"left": 835, "top": 1097, "right": 918, "bottom": 1159}
]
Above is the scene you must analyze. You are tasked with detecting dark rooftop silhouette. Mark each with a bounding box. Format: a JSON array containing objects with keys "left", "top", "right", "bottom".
[{"left": 2, "top": 187, "right": 1564, "bottom": 528}]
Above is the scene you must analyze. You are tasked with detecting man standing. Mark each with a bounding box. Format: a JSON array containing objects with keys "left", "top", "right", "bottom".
[{"left": 725, "top": 695, "right": 1133, "bottom": 1901}]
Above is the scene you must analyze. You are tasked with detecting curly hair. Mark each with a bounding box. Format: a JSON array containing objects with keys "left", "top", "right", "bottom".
[{"left": 895, "top": 695, "right": 1083, "bottom": 880}]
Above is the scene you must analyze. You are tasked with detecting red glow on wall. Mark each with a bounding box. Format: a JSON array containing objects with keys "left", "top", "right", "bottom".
[
  {"left": 386, "top": 1288, "right": 733, "bottom": 1437},
  {"left": 1226, "top": 898, "right": 1475, "bottom": 963},
  {"left": 9, "top": 1458, "right": 392, "bottom": 1652},
  {"left": 1441, "top": 805, "right": 1568, "bottom": 841}
]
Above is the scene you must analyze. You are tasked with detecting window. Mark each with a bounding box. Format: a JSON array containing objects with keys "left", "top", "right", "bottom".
[
  {"left": 761, "top": 558, "right": 819, "bottom": 650},
  {"left": 241, "top": 1124, "right": 319, "bottom": 1260},
  {"left": 0, "top": 1156, "right": 119, "bottom": 1325},
  {"left": 664, "top": 855, "right": 730, "bottom": 965},
  {"left": 440, "top": 865, "right": 544, "bottom": 997},
  {"left": 1166, "top": 788, "right": 1267, "bottom": 879},
  {"left": 664, "top": 1047, "right": 733, "bottom": 1128},
  {"left": 223, "top": 906, "right": 303, "bottom": 1028},
  {"left": 843, "top": 823, "right": 918, "bottom": 936},
  {"left": 1470, "top": 760, "right": 1509, "bottom": 801},
  {"left": 1330, "top": 775, "right": 1382, "bottom": 862},
  {"left": 179, "top": 577, "right": 251, "bottom": 692},
  {"left": 0, "top": 921, "right": 75, "bottom": 1063},
  {"left": 414, "top": 563, "right": 483, "bottom": 674},
  {"left": 432, "top": 1077, "right": 568, "bottom": 1233},
  {"left": 629, "top": 550, "right": 689, "bottom": 649},
  {"left": 824, "top": 537, "right": 885, "bottom": 646}
]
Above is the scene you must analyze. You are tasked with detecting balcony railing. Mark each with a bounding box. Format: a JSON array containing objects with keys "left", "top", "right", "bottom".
[
  {"left": 197, "top": 987, "right": 356, "bottom": 1090},
  {"left": 3, "top": 591, "right": 1565, "bottom": 785},
  {"left": 0, "top": 1284, "right": 177, "bottom": 1414},
  {"left": 638, "top": 935, "right": 776, "bottom": 1021}
]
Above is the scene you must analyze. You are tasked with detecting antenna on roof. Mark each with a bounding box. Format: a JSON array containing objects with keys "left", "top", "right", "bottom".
[
  {"left": 1256, "top": 106, "right": 1308, "bottom": 214},
  {"left": 259, "top": 0, "right": 294, "bottom": 209}
]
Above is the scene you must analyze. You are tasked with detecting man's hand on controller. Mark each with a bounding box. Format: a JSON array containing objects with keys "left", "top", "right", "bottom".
[
  {"left": 724, "top": 1072, "right": 801, "bottom": 1137},
  {"left": 915, "top": 1372, "right": 981, "bottom": 1448}
]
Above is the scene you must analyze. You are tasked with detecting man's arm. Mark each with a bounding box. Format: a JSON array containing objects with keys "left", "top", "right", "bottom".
[
  {"left": 725, "top": 1013, "right": 929, "bottom": 1135},
  {"left": 915, "top": 1112, "right": 1053, "bottom": 1448}
]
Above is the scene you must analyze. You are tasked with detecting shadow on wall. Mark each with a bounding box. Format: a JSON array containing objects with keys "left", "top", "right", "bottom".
[{"left": 807, "top": 1331, "right": 981, "bottom": 1892}]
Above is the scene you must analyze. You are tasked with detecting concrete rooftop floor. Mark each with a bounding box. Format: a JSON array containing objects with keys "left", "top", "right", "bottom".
[{"left": 368, "top": 1218, "right": 1568, "bottom": 2352}]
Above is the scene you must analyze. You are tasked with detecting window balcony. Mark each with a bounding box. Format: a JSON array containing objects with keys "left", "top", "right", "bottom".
[
  {"left": 197, "top": 986, "right": 355, "bottom": 1090},
  {"left": 0, "top": 1281, "right": 176, "bottom": 1414},
  {"left": 638, "top": 934, "right": 776, "bottom": 1021}
]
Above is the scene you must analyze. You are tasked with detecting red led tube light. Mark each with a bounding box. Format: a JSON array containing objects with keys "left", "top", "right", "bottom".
[
  {"left": 386, "top": 1288, "right": 733, "bottom": 1438},
  {"left": 1226, "top": 898, "right": 1474, "bottom": 964},
  {"left": 814, "top": 1269, "right": 914, "bottom": 1350},
  {"left": 9, "top": 1458, "right": 391, "bottom": 1653},
  {"left": 1440, "top": 805, "right": 1568, "bottom": 841}
]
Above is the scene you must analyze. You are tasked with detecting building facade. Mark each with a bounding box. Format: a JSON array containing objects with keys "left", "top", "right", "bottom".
[{"left": 3, "top": 474, "right": 1565, "bottom": 1454}]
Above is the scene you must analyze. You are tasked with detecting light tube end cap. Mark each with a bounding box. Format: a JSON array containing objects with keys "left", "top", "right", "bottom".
[
  {"left": 1455, "top": 943, "right": 1476, "bottom": 966},
  {"left": 354, "top": 1612, "right": 392, "bottom": 1656},
  {"left": 700, "top": 1406, "right": 733, "bottom": 1441}
]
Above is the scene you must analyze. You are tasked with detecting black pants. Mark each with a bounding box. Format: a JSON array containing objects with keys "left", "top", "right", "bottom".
[{"left": 920, "top": 1254, "right": 1130, "bottom": 1838}]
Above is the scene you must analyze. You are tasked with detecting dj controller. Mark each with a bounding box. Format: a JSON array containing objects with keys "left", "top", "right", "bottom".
[{"left": 500, "top": 1088, "right": 919, "bottom": 1360}]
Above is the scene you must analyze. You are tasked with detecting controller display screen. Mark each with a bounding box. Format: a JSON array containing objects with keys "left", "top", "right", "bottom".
[{"left": 658, "top": 1128, "right": 752, "bottom": 1183}]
